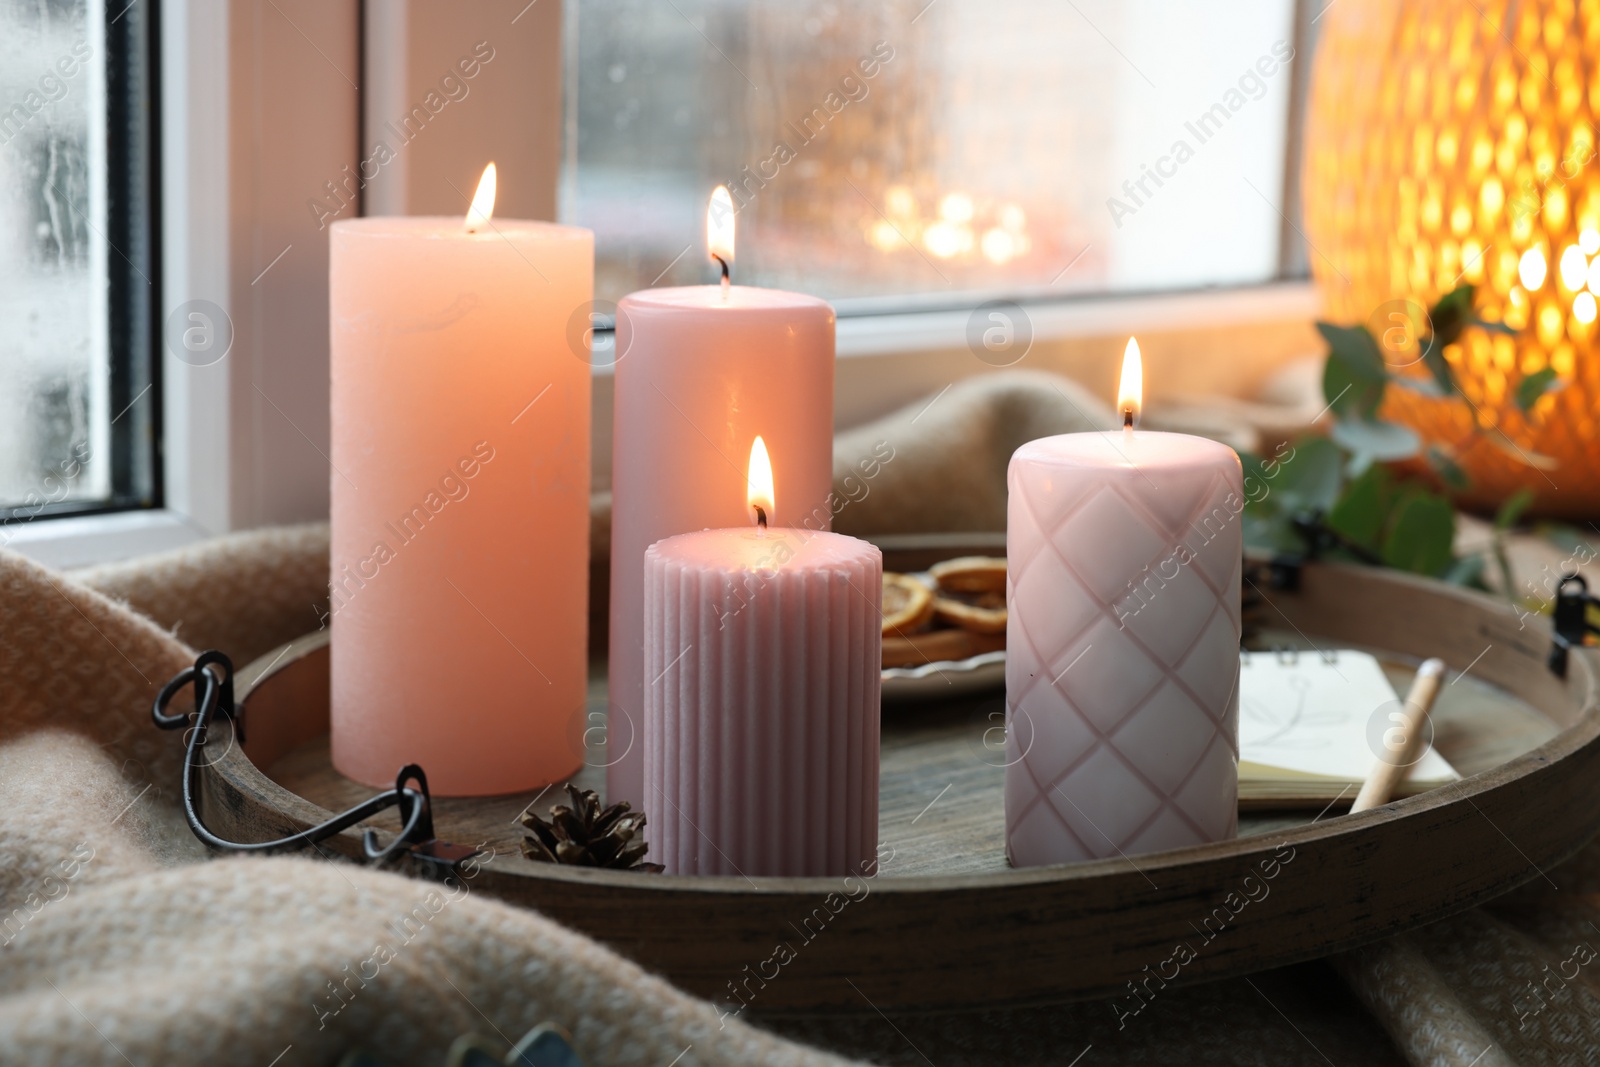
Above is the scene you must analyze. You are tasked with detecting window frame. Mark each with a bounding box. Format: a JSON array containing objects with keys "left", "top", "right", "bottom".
[{"left": 10, "top": 0, "right": 1323, "bottom": 568}]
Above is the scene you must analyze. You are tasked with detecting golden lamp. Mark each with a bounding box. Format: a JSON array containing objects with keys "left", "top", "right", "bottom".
[{"left": 1304, "top": 0, "right": 1600, "bottom": 517}]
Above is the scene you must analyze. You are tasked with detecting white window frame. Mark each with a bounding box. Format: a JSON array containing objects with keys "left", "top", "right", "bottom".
[{"left": 10, "top": 0, "right": 1320, "bottom": 567}]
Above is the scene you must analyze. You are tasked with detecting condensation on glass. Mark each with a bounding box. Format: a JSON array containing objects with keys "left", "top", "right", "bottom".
[
  {"left": 0, "top": 0, "right": 105, "bottom": 513},
  {"left": 563, "top": 0, "right": 1299, "bottom": 309}
]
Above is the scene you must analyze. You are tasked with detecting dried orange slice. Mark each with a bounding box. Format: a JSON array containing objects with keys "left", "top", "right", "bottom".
[
  {"left": 929, "top": 556, "right": 1007, "bottom": 594},
  {"left": 882, "top": 627, "right": 1006, "bottom": 668},
  {"left": 934, "top": 589, "right": 1007, "bottom": 634},
  {"left": 882, "top": 573, "right": 935, "bottom": 637}
]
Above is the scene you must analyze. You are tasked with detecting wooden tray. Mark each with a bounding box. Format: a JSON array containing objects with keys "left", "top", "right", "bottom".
[{"left": 203, "top": 554, "right": 1600, "bottom": 1014}]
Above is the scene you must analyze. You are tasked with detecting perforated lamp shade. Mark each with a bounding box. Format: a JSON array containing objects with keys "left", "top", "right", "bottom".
[{"left": 1303, "top": 0, "right": 1600, "bottom": 516}]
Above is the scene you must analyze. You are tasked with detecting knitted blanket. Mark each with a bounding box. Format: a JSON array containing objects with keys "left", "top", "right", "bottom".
[{"left": 3, "top": 371, "right": 1598, "bottom": 1066}]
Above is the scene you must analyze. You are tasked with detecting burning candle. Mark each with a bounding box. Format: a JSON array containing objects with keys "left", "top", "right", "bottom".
[
  {"left": 329, "top": 164, "right": 593, "bottom": 796},
  {"left": 642, "top": 438, "right": 881, "bottom": 877},
  {"left": 609, "top": 187, "right": 835, "bottom": 807},
  {"left": 1005, "top": 338, "right": 1243, "bottom": 866}
]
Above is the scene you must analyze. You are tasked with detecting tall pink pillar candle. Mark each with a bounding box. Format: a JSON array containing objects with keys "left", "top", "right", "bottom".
[
  {"left": 329, "top": 212, "right": 592, "bottom": 796},
  {"left": 643, "top": 526, "right": 881, "bottom": 876},
  {"left": 608, "top": 288, "right": 834, "bottom": 806},
  {"left": 1005, "top": 430, "right": 1242, "bottom": 866}
]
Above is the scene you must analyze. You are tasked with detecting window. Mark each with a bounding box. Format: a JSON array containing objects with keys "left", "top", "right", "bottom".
[
  {"left": 0, "top": 0, "right": 159, "bottom": 526},
  {"left": 563, "top": 0, "right": 1304, "bottom": 312}
]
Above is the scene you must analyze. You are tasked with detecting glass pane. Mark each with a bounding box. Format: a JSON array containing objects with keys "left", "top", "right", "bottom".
[
  {"left": 564, "top": 0, "right": 1299, "bottom": 310},
  {"left": 0, "top": 0, "right": 105, "bottom": 514}
]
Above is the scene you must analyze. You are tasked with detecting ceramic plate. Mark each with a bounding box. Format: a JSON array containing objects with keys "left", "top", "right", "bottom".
[{"left": 881, "top": 648, "right": 1006, "bottom": 701}]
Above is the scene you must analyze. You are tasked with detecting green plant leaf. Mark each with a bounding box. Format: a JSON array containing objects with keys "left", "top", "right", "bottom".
[
  {"left": 1494, "top": 487, "right": 1536, "bottom": 530},
  {"left": 1514, "top": 367, "right": 1563, "bottom": 412},
  {"left": 1323, "top": 353, "right": 1385, "bottom": 420},
  {"left": 1426, "top": 445, "right": 1471, "bottom": 491},
  {"left": 1238, "top": 451, "right": 1275, "bottom": 514},
  {"left": 1243, "top": 510, "right": 1304, "bottom": 556},
  {"left": 1419, "top": 344, "right": 1456, "bottom": 395},
  {"left": 1330, "top": 418, "right": 1422, "bottom": 461},
  {"left": 1443, "top": 553, "right": 1488, "bottom": 589},
  {"left": 1428, "top": 284, "right": 1475, "bottom": 347},
  {"left": 1380, "top": 491, "right": 1456, "bottom": 577},
  {"left": 1270, "top": 436, "right": 1345, "bottom": 516},
  {"left": 1317, "top": 322, "right": 1389, "bottom": 384},
  {"left": 1327, "top": 463, "right": 1395, "bottom": 552}
]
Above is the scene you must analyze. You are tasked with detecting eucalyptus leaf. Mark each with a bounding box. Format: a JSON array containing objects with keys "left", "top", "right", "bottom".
[
  {"left": 1537, "top": 522, "right": 1597, "bottom": 557},
  {"left": 1316, "top": 322, "right": 1389, "bottom": 384},
  {"left": 1243, "top": 510, "right": 1306, "bottom": 556},
  {"left": 1494, "top": 487, "right": 1536, "bottom": 530},
  {"left": 1428, "top": 284, "right": 1475, "bottom": 347},
  {"left": 1514, "top": 367, "right": 1563, "bottom": 412},
  {"left": 1330, "top": 418, "right": 1422, "bottom": 461},
  {"left": 1380, "top": 491, "right": 1456, "bottom": 577},
  {"left": 1326, "top": 464, "right": 1394, "bottom": 553},
  {"left": 1420, "top": 344, "right": 1456, "bottom": 395},
  {"left": 1269, "top": 436, "right": 1344, "bottom": 516},
  {"left": 1426, "top": 445, "right": 1471, "bottom": 491},
  {"left": 1238, "top": 451, "right": 1276, "bottom": 515},
  {"left": 1322, "top": 352, "right": 1385, "bottom": 420},
  {"left": 1444, "top": 553, "right": 1488, "bottom": 589}
]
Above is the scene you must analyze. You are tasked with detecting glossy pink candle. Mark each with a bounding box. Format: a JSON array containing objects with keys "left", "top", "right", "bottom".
[
  {"left": 1005, "top": 428, "right": 1242, "bottom": 867},
  {"left": 609, "top": 287, "right": 834, "bottom": 807},
  {"left": 329, "top": 209, "right": 592, "bottom": 796},
  {"left": 643, "top": 526, "right": 881, "bottom": 877}
]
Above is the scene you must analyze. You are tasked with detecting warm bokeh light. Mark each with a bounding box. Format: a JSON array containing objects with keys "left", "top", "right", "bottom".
[
  {"left": 923, "top": 221, "right": 968, "bottom": 259},
  {"left": 939, "top": 192, "right": 974, "bottom": 224},
  {"left": 980, "top": 228, "right": 1017, "bottom": 264},
  {"left": 464, "top": 162, "right": 497, "bottom": 232},
  {"left": 1304, "top": 0, "right": 1600, "bottom": 514},
  {"left": 707, "top": 185, "right": 736, "bottom": 264},
  {"left": 1118, "top": 337, "right": 1143, "bottom": 426},
  {"left": 1560, "top": 245, "right": 1588, "bottom": 291},
  {"left": 747, "top": 435, "right": 774, "bottom": 527},
  {"left": 1575, "top": 291, "right": 1598, "bottom": 325},
  {"left": 865, "top": 189, "right": 1031, "bottom": 268},
  {"left": 1519, "top": 248, "right": 1548, "bottom": 291}
]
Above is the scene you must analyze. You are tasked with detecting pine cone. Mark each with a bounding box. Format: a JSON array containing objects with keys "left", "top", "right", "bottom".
[{"left": 519, "top": 784, "right": 663, "bottom": 872}]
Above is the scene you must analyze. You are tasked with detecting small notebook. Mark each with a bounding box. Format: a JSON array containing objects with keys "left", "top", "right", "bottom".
[{"left": 1238, "top": 649, "right": 1460, "bottom": 808}]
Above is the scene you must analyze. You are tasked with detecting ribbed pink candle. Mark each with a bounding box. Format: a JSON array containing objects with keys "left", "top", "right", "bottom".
[
  {"left": 1005, "top": 429, "right": 1242, "bottom": 867},
  {"left": 642, "top": 527, "right": 881, "bottom": 877}
]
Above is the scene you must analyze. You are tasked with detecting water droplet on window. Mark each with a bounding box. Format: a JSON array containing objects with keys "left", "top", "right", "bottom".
[{"left": 608, "top": 62, "right": 626, "bottom": 84}]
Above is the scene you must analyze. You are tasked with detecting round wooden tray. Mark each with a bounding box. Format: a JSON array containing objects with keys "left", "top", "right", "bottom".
[{"left": 204, "top": 555, "right": 1600, "bottom": 1014}]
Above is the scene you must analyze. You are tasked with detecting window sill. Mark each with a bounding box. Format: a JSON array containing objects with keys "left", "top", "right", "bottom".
[
  {"left": 834, "top": 280, "right": 1320, "bottom": 358},
  {"left": 3, "top": 509, "right": 211, "bottom": 570}
]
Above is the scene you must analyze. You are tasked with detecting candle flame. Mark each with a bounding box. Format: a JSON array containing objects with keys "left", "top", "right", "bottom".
[
  {"left": 465, "top": 162, "right": 497, "bottom": 232},
  {"left": 1118, "top": 337, "right": 1143, "bottom": 428},
  {"left": 707, "top": 185, "right": 736, "bottom": 266},
  {"left": 747, "top": 436, "right": 774, "bottom": 528}
]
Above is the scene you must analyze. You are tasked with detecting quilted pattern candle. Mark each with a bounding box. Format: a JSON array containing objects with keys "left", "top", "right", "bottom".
[{"left": 1005, "top": 340, "right": 1242, "bottom": 867}]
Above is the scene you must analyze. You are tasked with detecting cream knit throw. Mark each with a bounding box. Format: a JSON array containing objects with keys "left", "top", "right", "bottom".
[{"left": 2, "top": 371, "right": 1597, "bottom": 1066}]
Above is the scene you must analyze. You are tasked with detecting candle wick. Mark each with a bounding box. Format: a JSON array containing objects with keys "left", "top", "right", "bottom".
[
  {"left": 754, "top": 505, "right": 767, "bottom": 533},
  {"left": 714, "top": 254, "right": 730, "bottom": 300},
  {"left": 1122, "top": 408, "right": 1135, "bottom": 430}
]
